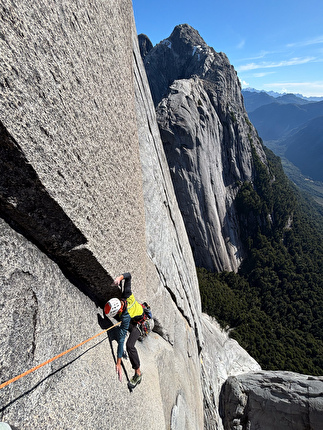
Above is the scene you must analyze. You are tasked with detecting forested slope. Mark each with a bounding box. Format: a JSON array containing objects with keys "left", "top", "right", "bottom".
[{"left": 198, "top": 146, "right": 323, "bottom": 375}]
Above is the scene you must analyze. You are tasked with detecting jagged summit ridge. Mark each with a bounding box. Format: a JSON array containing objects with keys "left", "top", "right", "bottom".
[
  {"left": 161, "top": 24, "right": 208, "bottom": 56},
  {"left": 140, "top": 24, "right": 233, "bottom": 106}
]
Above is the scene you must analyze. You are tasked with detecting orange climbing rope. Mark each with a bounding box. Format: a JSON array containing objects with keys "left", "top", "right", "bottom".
[{"left": 0, "top": 321, "right": 121, "bottom": 390}]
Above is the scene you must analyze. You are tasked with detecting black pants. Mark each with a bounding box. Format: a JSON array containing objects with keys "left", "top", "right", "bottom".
[{"left": 126, "top": 323, "right": 141, "bottom": 370}]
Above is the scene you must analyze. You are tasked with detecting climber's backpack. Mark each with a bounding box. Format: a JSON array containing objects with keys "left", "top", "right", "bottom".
[{"left": 136, "top": 302, "right": 154, "bottom": 339}]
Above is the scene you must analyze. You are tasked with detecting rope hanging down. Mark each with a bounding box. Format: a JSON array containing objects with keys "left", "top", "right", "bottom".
[{"left": 0, "top": 321, "right": 121, "bottom": 390}]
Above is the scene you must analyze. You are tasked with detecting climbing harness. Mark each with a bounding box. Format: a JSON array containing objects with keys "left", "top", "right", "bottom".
[
  {"left": 0, "top": 321, "right": 121, "bottom": 390},
  {"left": 136, "top": 302, "right": 154, "bottom": 339}
]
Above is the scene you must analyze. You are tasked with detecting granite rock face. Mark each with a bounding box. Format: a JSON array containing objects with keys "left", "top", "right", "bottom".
[
  {"left": 141, "top": 24, "right": 267, "bottom": 272},
  {"left": 200, "top": 315, "right": 261, "bottom": 428},
  {"left": 0, "top": 0, "right": 147, "bottom": 302},
  {"left": 220, "top": 371, "right": 323, "bottom": 430},
  {"left": 0, "top": 1, "right": 149, "bottom": 428},
  {"left": 140, "top": 24, "right": 241, "bottom": 107},
  {"left": 1, "top": 3, "right": 320, "bottom": 430},
  {"left": 0, "top": 2, "right": 259, "bottom": 429}
]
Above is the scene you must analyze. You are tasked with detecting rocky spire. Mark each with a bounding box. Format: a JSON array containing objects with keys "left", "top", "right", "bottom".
[
  {"left": 141, "top": 24, "right": 242, "bottom": 107},
  {"left": 141, "top": 24, "right": 267, "bottom": 272},
  {"left": 138, "top": 33, "right": 153, "bottom": 60}
]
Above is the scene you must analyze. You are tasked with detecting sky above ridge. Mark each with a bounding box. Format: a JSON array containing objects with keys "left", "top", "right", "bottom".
[{"left": 133, "top": 0, "right": 323, "bottom": 97}]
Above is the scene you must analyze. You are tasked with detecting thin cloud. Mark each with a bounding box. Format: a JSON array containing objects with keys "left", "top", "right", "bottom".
[
  {"left": 253, "top": 72, "right": 276, "bottom": 78},
  {"left": 237, "top": 57, "right": 315, "bottom": 72},
  {"left": 236, "top": 50, "right": 278, "bottom": 62},
  {"left": 287, "top": 35, "right": 323, "bottom": 48},
  {"left": 263, "top": 81, "right": 323, "bottom": 97},
  {"left": 236, "top": 39, "right": 246, "bottom": 49}
]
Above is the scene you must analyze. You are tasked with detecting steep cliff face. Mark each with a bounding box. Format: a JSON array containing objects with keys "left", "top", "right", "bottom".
[
  {"left": 139, "top": 25, "right": 242, "bottom": 108},
  {"left": 0, "top": 2, "right": 260, "bottom": 430},
  {"left": 3, "top": 4, "right": 320, "bottom": 430},
  {"left": 140, "top": 25, "right": 267, "bottom": 272},
  {"left": 0, "top": 0, "right": 147, "bottom": 299},
  {"left": 0, "top": 1, "right": 149, "bottom": 428},
  {"left": 133, "top": 27, "right": 261, "bottom": 428},
  {"left": 133, "top": 24, "right": 205, "bottom": 427},
  {"left": 137, "top": 24, "right": 323, "bottom": 430}
]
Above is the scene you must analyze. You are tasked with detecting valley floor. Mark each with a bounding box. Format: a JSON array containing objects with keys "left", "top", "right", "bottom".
[{"left": 265, "top": 140, "right": 323, "bottom": 208}]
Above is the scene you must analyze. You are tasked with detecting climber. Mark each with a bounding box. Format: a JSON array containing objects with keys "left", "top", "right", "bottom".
[{"left": 104, "top": 272, "right": 144, "bottom": 390}]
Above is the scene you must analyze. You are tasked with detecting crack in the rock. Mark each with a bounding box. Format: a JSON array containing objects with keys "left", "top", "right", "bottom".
[{"left": 0, "top": 120, "right": 115, "bottom": 307}]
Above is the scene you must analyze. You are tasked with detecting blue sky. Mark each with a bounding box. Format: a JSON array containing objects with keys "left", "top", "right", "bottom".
[{"left": 133, "top": 0, "right": 323, "bottom": 97}]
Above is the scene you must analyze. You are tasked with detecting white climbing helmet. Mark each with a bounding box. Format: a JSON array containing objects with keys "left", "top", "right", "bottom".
[{"left": 104, "top": 298, "right": 121, "bottom": 317}]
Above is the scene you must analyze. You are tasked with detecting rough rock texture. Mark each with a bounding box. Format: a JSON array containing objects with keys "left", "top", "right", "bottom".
[
  {"left": 0, "top": 0, "right": 147, "bottom": 303},
  {"left": 141, "top": 24, "right": 267, "bottom": 272},
  {"left": 1, "top": 217, "right": 155, "bottom": 430},
  {"left": 220, "top": 371, "right": 323, "bottom": 430},
  {"left": 0, "top": 1, "right": 151, "bottom": 428},
  {"left": 200, "top": 315, "right": 261, "bottom": 428},
  {"left": 0, "top": 2, "right": 260, "bottom": 429}
]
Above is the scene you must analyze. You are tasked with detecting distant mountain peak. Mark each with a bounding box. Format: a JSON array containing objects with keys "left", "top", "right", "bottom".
[
  {"left": 167, "top": 23, "right": 207, "bottom": 48},
  {"left": 243, "top": 87, "right": 323, "bottom": 102},
  {"left": 139, "top": 24, "right": 230, "bottom": 105}
]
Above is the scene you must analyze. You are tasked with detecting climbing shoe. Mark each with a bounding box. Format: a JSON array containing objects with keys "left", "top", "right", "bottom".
[{"left": 128, "top": 373, "right": 142, "bottom": 389}]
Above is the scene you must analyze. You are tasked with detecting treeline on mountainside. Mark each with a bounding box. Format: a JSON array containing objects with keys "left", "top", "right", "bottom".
[{"left": 198, "top": 145, "right": 323, "bottom": 375}]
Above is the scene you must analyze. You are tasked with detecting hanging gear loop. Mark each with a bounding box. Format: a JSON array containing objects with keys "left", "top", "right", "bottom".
[{"left": 0, "top": 321, "right": 121, "bottom": 390}]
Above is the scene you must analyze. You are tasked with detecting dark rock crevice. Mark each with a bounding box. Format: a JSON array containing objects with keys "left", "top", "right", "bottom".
[{"left": 0, "top": 121, "right": 116, "bottom": 306}]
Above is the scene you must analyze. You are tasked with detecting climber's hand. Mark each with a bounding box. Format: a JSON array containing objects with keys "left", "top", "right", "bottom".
[
  {"left": 112, "top": 275, "right": 123, "bottom": 287},
  {"left": 116, "top": 362, "right": 122, "bottom": 382}
]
